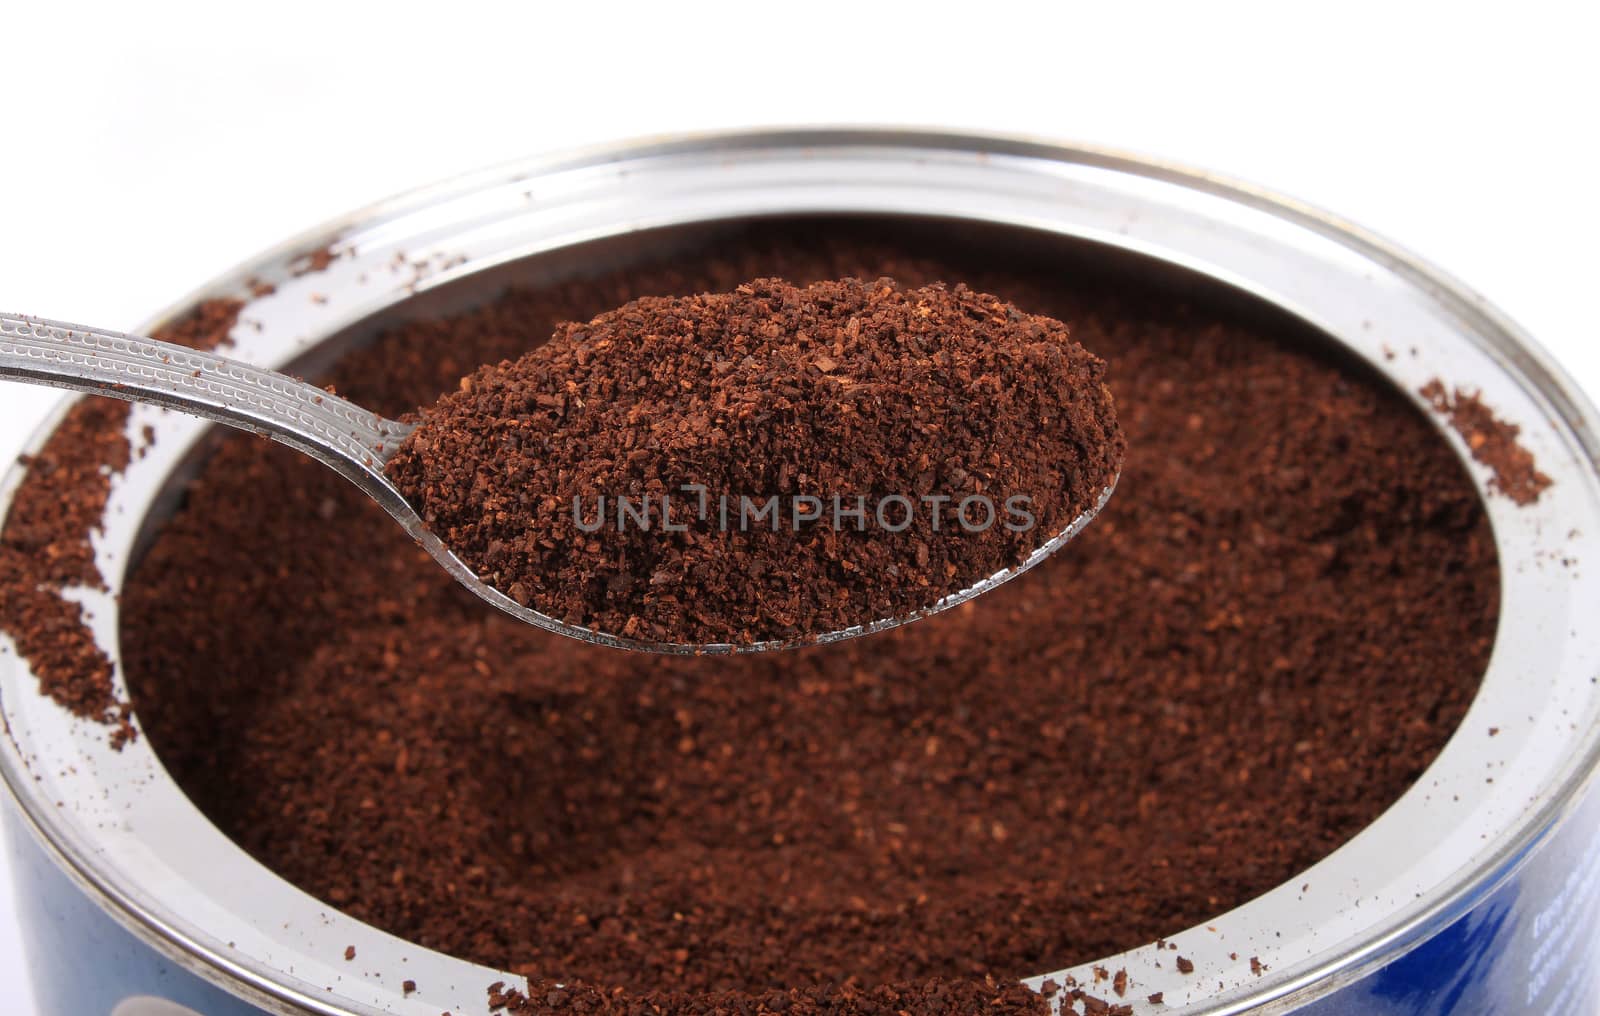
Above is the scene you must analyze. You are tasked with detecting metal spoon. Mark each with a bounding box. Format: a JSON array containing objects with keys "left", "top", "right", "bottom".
[{"left": 1, "top": 312, "right": 1116, "bottom": 655}]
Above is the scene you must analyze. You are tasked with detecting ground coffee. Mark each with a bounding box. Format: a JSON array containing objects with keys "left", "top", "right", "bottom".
[
  {"left": 2, "top": 219, "right": 1506, "bottom": 1015},
  {"left": 0, "top": 298, "right": 242, "bottom": 747},
  {"left": 1420, "top": 380, "right": 1552, "bottom": 505},
  {"left": 386, "top": 277, "right": 1122, "bottom": 645}
]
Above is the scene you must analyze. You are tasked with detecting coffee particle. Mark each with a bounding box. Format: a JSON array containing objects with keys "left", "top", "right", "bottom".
[{"left": 293, "top": 243, "right": 342, "bottom": 277}]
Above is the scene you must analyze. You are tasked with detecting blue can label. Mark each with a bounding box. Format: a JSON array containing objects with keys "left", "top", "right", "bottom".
[{"left": 1296, "top": 778, "right": 1600, "bottom": 1015}]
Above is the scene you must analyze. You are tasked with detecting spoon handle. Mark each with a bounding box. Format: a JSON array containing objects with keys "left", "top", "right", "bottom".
[{"left": 0, "top": 313, "right": 412, "bottom": 482}]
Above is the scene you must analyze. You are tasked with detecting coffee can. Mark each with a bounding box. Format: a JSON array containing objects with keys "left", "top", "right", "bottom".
[{"left": 3, "top": 129, "right": 1599, "bottom": 1015}]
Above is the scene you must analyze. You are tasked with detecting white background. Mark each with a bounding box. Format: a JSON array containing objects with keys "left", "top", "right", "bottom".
[{"left": 1, "top": 3, "right": 1597, "bottom": 1012}]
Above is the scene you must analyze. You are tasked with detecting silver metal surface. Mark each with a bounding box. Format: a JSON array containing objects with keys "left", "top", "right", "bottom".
[
  {"left": 0, "top": 311, "right": 1116, "bottom": 656},
  {"left": 0, "top": 128, "right": 1598, "bottom": 1016},
  {"left": 0, "top": 313, "right": 409, "bottom": 473}
]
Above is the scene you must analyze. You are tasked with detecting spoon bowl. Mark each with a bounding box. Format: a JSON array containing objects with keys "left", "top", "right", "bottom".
[{"left": 1, "top": 312, "right": 1115, "bottom": 654}]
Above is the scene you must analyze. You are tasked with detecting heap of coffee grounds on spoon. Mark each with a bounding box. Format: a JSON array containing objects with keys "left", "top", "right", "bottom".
[{"left": 385, "top": 277, "right": 1123, "bottom": 646}]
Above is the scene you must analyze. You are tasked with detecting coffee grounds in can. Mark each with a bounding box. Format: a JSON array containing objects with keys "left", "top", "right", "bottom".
[{"left": 2, "top": 220, "right": 1512, "bottom": 1013}]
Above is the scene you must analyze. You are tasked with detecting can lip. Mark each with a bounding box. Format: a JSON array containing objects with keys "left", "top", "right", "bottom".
[{"left": 3, "top": 127, "right": 1600, "bottom": 1015}]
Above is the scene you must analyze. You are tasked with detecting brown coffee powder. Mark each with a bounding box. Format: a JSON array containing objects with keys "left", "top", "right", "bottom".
[
  {"left": 1420, "top": 380, "right": 1552, "bottom": 505},
  {"left": 0, "top": 298, "right": 242, "bottom": 746},
  {"left": 386, "top": 277, "right": 1122, "bottom": 645},
  {"left": 5, "top": 219, "right": 1503, "bottom": 1014},
  {"left": 486, "top": 976, "right": 1064, "bottom": 1016}
]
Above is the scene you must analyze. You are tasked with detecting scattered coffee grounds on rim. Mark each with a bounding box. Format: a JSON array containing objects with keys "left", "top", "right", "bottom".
[
  {"left": 5, "top": 219, "right": 1504, "bottom": 1014},
  {"left": 386, "top": 277, "right": 1123, "bottom": 645},
  {"left": 1419, "top": 380, "right": 1552, "bottom": 505},
  {"left": 0, "top": 298, "right": 242, "bottom": 746},
  {"left": 292, "top": 242, "right": 342, "bottom": 277}
]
